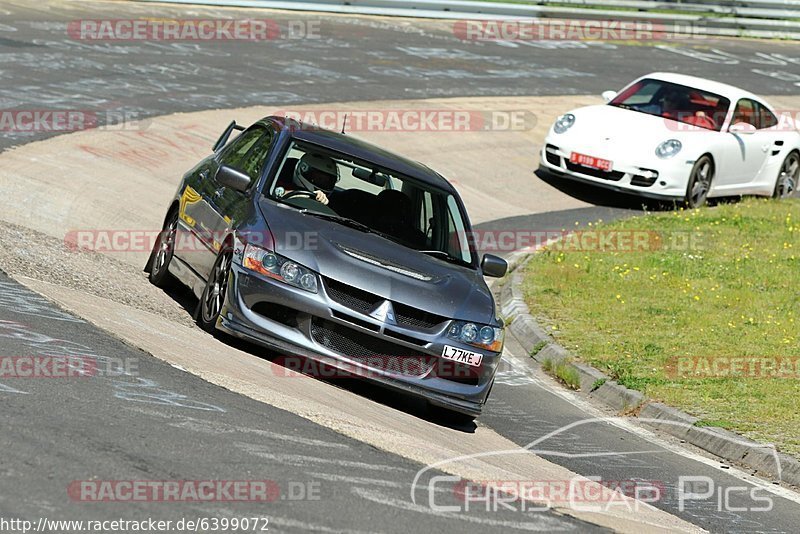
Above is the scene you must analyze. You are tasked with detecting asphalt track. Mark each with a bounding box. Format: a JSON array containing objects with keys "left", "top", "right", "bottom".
[{"left": 2, "top": 0, "right": 800, "bottom": 532}]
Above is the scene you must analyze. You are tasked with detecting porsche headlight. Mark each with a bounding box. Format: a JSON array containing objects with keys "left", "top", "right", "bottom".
[
  {"left": 243, "top": 243, "right": 318, "bottom": 293},
  {"left": 553, "top": 113, "right": 576, "bottom": 134},
  {"left": 448, "top": 321, "right": 504, "bottom": 352},
  {"left": 656, "top": 139, "right": 682, "bottom": 159}
]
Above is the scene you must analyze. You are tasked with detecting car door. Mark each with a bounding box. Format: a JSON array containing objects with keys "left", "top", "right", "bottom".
[
  {"left": 183, "top": 125, "right": 276, "bottom": 278},
  {"left": 716, "top": 98, "right": 773, "bottom": 190}
]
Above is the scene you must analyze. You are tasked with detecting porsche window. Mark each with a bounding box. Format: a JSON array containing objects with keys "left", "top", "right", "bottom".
[
  {"left": 733, "top": 98, "right": 779, "bottom": 130},
  {"left": 610, "top": 79, "right": 730, "bottom": 132}
]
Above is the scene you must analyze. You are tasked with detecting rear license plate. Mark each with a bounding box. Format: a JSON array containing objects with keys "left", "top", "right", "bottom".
[
  {"left": 570, "top": 152, "right": 613, "bottom": 171},
  {"left": 441, "top": 345, "right": 483, "bottom": 367}
]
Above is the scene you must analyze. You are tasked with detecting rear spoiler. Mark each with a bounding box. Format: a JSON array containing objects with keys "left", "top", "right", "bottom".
[{"left": 212, "top": 120, "right": 246, "bottom": 152}]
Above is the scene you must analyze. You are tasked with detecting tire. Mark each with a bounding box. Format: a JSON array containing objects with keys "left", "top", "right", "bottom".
[
  {"left": 684, "top": 155, "right": 714, "bottom": 209},
  {"left": 773, "top": 151, "right": 799, "bottom": 199},
  {"left": 196, "top": 246, "right": 233, "bottom": 333},
  {"left": 147, "top": 209, "right": 178, "bottom": 288}
]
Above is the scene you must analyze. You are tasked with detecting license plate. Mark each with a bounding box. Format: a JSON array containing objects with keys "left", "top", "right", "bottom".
[
  {"left": 441, "top": 345, "right": 483, "bottom": 367},
  {"left": 570, "top": 152, "right": 613, "bottom": 172}
]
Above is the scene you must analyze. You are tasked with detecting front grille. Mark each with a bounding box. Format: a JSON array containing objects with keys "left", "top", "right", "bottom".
[
  {"left": 325, "top": 277, "right": 382, "bottom": 314},
  {"left": 630, "top": 175, "right": 657, "bottom": 187},
  {"left": 545, "top": 144, "right": 561, "bottom": 166},
  {"left": 325, "top": 278, "right": 446, "bottom": 330},
  {"left": 394, "top": 302, "right": 446, "bottom": 329},
  {"left": 565, "top": 161, "right": 624, "bottom": 181},
  {"left": 630, "top": 169, "right": 658, "bottom": 188},
  {"left": 310, "top": 318, "right": 434, "bottom": 377}
]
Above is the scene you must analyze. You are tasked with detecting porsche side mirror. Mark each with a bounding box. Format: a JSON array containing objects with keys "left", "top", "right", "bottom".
[
  {"left": 602, "top": 90, "right": 617, "bottom": 103},
  {"left": 481, "top": 254, "right": 508, "bottom": 278},
  {"left": 729, "top": 122, "right": 757, "bottom": 135},
  {"left": 216, "top": 165, "right": 251, "bottom": 192}
]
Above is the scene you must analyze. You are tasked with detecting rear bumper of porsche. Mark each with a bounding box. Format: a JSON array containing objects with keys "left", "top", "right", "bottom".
[
  {"left": 539, "top": 142, "right": 691, "bottom": 201},
  {"left": 215, "top": 264, "right": 501, "bottom": 416}
]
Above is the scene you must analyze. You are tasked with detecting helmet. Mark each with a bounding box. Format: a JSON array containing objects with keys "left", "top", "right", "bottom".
[{"left": 293, "top": 153, "right": 339, "bottom": 194}]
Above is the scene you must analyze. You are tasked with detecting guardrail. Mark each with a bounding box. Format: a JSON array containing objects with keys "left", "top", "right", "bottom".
[{"left": 136, "top": 0, "right": 800, "bottom": 39}]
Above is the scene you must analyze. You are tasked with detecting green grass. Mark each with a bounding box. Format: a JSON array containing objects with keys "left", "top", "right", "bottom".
[
  {"left": 522, "top": 198, "right": 800, "bottom": 456},
  {"left": 542, "top": 357, "right": 582, "bottom": 390}
]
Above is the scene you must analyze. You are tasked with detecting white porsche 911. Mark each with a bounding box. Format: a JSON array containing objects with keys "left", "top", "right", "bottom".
[{"left": 540, "top": 72, "right": 800, "bottom": 207}]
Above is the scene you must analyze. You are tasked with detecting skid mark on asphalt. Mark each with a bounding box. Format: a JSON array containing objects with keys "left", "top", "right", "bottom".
[
  {"left": 168, "top": 417, "right": 350, "bottom": 449},
  {"left": 236, "top": 444, "right": 410, "bottom": 473},
  {"left": 0, "top": 281, "right": 84, "bottom": 322},
  {"left": 113, "top": 377, "right": 225, "bottom": 412},
  {"left": 351, "top": 487, "right": 581, "bottom": 532}
]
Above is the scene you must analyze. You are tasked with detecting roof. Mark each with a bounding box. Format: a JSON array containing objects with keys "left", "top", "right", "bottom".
[
  {"left": 263, "top": 116, "right": 456, "bottom": 192},
  {"left": 639, "top": 72, "right": 763, "bottom": 104}
]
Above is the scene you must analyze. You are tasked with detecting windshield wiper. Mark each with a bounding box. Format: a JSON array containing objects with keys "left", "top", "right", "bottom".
[
  {"left": 299, "top": 210, "right": 376, "bottom": 234},
  {"left": 419, "top": 250, "right": 470, "bottom": 267}
]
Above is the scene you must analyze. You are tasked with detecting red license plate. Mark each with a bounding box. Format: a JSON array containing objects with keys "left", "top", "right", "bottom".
[{"left": 570, "top": 152, "right": 613, "bottom": 172}]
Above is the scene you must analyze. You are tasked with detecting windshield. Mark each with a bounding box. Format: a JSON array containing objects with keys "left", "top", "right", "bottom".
[
  {"left": 265, "top": 140, "right": 474, "bottom": 266},
  {"left": 610, "top": 78, "right": 730, "bottom": 132}
]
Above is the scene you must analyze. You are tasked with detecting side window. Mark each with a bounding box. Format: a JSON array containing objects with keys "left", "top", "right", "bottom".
[
  {"left": 418, "top": 190, "right": 432, "bottom": 235},
  {"left": 732, "top": 99, "right": 759, "bottom": 128},
  {"left": 219, "top": 127, "right": 275, "bottom": 180},
  {"left": 757, "top": 103, "right": 778, "bottom": 130},
  {"left": 445, "top": 195, "right": 472, "bottom": 264}
]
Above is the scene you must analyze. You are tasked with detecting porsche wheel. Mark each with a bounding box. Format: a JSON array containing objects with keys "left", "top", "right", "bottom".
[
  {"left": 773, "top": 151, "right": 799, "bottom": 199},
  {"left": 685, "top": 155, "right": 714, "bottom": 209}
]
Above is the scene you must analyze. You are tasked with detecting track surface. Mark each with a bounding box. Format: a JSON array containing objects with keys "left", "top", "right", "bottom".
[{"left": 2, "top": 1, "right": 800, "bottom": 532}]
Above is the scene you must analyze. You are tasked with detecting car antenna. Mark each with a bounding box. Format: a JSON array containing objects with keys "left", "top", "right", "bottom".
[{"left": 341, "top": 114, "right": 348, "bottom": 135}]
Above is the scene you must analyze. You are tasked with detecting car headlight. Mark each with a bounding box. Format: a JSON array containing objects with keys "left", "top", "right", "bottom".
[
  {"left": 553, "top": 113, "right": 576, "bottom": 134},
  {"left": 448, "top": 321, "right": 504, "bottom": 352},
  {"left": 656, "top": 139, "right": 682, "bottom": 159},
  {"left": 243, "top": 243, "right": 318, "bottom": 293}
]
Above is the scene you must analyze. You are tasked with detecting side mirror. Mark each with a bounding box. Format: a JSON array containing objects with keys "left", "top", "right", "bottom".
[
  {"left": 216, "top": 165, "right": 251, "bottom": 193},
  {"left": 602, "top": 90, "right": 617, "bottom": 103},
  {"left": 481, "top": 254, "right": 508, "bottom": 278},
  {"left": 212, "top": 120, "right": 245, "bottom": 152},
  {"left": 729, "top": 122, "right": 757, "bottom": 135}
]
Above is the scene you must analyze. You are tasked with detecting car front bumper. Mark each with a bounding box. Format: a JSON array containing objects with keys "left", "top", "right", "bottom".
[
  {"left": 216, "top": 263, "right": 501, "bottom": 417},
  {"left": 539, "top": 140, "right": 693, "bottom": 201}
]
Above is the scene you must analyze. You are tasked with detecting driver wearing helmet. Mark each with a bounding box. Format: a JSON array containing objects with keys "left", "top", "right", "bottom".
[{"left": 276, "top": 152, "right": 338, "bottom": 205}]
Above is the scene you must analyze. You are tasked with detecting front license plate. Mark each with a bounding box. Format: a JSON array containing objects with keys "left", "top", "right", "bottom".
[
  {"left": 441, "top": 345, "right": 483, "bottom": 367},
  {"left": 570, "top": 152, "right": 613, "bottom": 171}
]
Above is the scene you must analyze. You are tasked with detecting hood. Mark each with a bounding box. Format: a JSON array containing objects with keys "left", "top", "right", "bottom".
[
  {"left": 558, "top": 104, "right": 699, "bottom": 157},
  {"left": 257, "top": 199, "right": 496, "bottom": 324}
]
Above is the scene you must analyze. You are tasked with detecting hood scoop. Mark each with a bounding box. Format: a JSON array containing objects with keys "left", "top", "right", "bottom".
[{"left": 334, "top": 242, "right": 438, "bottom": 282}]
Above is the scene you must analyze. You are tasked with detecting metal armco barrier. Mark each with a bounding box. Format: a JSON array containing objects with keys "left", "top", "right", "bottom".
[{"left": 135, "top": 0, "right": 800, "bottom": 39}]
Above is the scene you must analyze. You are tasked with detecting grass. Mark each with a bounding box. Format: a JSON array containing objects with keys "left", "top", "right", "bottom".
[
  {"left": 522, "top": 198, "right": 800, "bottom": 456},
  {"left": 542, "top": 357, "right": 582, "bottom": 390}
]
